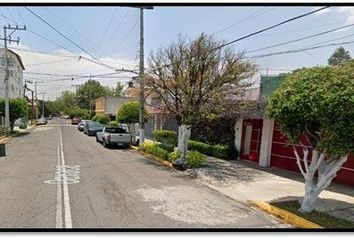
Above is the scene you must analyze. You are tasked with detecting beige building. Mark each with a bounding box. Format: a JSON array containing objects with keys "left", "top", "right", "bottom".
[{"left": 94, "top": 96, "right": 134, "bottom": 119}]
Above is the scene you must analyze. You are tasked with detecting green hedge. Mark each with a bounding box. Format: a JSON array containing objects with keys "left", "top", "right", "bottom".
[
  {"left": 153, "top": 130, "right": 177, "bottom": 151},
  {"left": 188, "top": 140, "right": 236, "bottom": 159},
  {"left": 143, "top": 143, "right": 169, "bottom": 160},
  {"left": 92, "top": 115, "right": 110, "bottom": 125}
]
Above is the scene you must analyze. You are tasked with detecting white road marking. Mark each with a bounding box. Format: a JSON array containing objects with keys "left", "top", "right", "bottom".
[
  {"left": 59, "top": 126, "right": 73, "bottom": 228},
  {"left": 56, "top": 141, "right": 63, "bottom": 228}
]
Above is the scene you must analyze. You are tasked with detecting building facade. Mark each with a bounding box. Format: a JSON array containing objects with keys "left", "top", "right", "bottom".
[
  {"left": 0, "top": 49, "right": 25, "bottom": 99},
  {"left": 234, "top": 75, "right": 354, "bottom": 186}
]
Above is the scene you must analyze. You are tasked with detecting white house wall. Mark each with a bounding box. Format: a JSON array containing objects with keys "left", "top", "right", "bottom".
[
  {"left": 259, "top": 119, "right": 274, "bottom": 167},
  {"left": 234, "top": 118, "right": 243, "bottom": 160}
]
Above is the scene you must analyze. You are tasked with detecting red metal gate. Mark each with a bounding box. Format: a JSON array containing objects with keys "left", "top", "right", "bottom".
[
  {"left": 270, "top": 122, "right": 354, "bottom": 186},
  {"left": 240, "top": 119, "right": 263, "bottom": 163}
]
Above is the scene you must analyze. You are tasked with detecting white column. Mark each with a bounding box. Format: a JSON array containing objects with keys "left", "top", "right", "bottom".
[
  {"left": 234, "top": 118, "right": 243, "bottom": 160},
  {"left": 259, "top": 119, "right": 274, "bottom": 167}
]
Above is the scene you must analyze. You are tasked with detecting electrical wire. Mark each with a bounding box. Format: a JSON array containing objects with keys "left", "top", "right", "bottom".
[
  {"left": 213, "top": 6, "right": 329, "bottom": 51},
  {"left": 247, "top": 22, "right": 354, "bottom": 53}
]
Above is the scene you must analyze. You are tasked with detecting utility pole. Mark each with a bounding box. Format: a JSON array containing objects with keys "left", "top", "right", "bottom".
[
  {"left": 41, "top": 92, "right": 46, "bottom": 118},
  {"left": 137, "top": 6, "right": 153, "bottom": 148},
  {"left": 25, "top": 80, "right": 34, "bottom": 125},
  {"left": 35, "top": 81, "right": 38, "bottom": 119},
  {"left": 1, "top": 24, "right": 26, "bottom": 131}
]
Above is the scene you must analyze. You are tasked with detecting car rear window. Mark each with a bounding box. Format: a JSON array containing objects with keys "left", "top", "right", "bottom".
[{"left": 105, "top": 127, "right": 129, "bottom": 133}]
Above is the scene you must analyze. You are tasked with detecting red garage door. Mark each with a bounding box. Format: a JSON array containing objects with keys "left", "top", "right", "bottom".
[
  {"left": 240, "top": 119, "right": 263, "bottom": 163},
  {"left": 270, "top": 122, "right": 354, "bottom": 186}
]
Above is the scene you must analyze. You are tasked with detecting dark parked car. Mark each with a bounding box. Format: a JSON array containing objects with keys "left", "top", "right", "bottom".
[
  {"left": 78, "top": 120, "right": 91, "bottom": 132},
  {"left": 84, "top": 121, "right": 103, "bottom": 136}
]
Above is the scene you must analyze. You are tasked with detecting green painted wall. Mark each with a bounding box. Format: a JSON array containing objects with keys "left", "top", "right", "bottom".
[{"left": 260, "top": 75, "right": 286, "bottom": 97}]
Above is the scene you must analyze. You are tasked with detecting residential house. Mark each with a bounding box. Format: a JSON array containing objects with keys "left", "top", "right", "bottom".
[
  {"left": 125, "top": 78, "right": 178, "bottom": 139},
  {"left": 234, "top": 75, "right": 354, "bottom": 186},
  {"left": 94, "top": 96, "right": 134, "bottom": 120}
]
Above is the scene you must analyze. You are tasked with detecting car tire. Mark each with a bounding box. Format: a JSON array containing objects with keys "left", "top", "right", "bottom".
[
  {"left": 96, "top": 137, "right": 99, "bottom": 142},
  {"left": 103, "top": 140, "right": 108, "bottom": 148}
]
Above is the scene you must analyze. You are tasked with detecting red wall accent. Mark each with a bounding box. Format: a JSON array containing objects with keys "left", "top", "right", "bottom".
[{"left": 270, "top": 123, "right": 354, "bottom": 186}]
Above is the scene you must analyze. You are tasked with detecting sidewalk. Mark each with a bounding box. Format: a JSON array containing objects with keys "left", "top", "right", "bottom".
[{"left": 183, "top": 156, "right": 354, "bottom": 222}]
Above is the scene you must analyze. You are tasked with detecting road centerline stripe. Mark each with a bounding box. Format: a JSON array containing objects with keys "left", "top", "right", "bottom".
[
  {"left": 56, "top": 136, "right": 63, "bottom": 229},
  {"left": 59, "top": 126, "right": 73, "bottom": 228}
]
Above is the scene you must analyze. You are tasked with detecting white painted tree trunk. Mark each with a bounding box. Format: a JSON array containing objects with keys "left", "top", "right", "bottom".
[
  {"left": 177, "top": 124, "right": 191, "bottom": 163},
  {"left": 129, "top": 123, "right": 137, "bottom": 144},
  {"left": 293, "top": 147, "right": 348, "bottom": 213}
]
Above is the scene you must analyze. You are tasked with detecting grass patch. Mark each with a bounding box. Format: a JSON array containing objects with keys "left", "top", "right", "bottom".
[{"left": 272, "top": 200, "right": 354, "bottom": 229}]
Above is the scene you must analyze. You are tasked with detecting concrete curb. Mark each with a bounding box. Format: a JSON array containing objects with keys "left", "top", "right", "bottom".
[
  {"left": 0, "top": 125, "right": 36, "bottom": 144},
  {"left": 249, "top": 201, "right": 323, "bottom": 229},
  {"left": 131, "top": 145, "right": 174, "bottom": 169}
]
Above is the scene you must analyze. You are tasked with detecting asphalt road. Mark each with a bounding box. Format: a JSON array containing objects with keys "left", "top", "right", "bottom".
[{"left": 0, "top": 118, "right": 289, "bottom": 229}]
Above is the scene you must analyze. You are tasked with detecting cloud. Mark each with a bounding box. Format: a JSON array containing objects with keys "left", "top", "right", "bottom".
[
  {"left": 10, "top": 43, "right": 138, "bottom": 100},
  {"left": 335, "top": 7, "right": 354, "bottom": 24}
]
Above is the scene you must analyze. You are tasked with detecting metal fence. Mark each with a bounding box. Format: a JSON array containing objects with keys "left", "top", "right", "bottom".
[{"left": 145, "top": 114, "right": 178, "bottom": 139}]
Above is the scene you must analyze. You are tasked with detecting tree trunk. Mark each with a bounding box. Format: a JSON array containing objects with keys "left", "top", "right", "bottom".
[
  {"left": 299, "top": 184, "right": 320, "bottom": 213},
  {"left": 177, "top": 124, "right": 191, "bottom": 163},
  {"left": 293, "top": 148, "right": 348, "bottom": 213},
  {"left": 129, "top": 123, "right": 136, "bottom": 144}
]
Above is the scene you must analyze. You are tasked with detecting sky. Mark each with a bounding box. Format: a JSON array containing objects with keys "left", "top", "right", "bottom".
[{"left": 1, "top": 5, "right": 354, "bottom": 100}]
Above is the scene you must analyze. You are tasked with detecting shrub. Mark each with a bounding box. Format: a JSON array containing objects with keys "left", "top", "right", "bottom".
[
  {"left": 188, "top": 140, "right": 238, "bottom": 159},
  {"left": 213, "top": 144, "right": 230, "bottom": 159},
  {"left": 0, "top": 125, "right": 8, "bottom": 136},
  {"left": 186, "top": 151, "right": 205, "bottom": 168},
  {"left": 168, "top": 151, "right": 181, "bottom": 163},
  {"left": 188, "top": 140, "right": 214, "bottom": 155},
  {"left": 108, "top": 121, "right": 118, "bottom": 126},
  {"left": 143, "top": 143, "right": 169, "bottom": 160},
  {"left": 92, "top": 115, "right": 98, "bottom": 121},
  {"left": 97, "top": 115, "right": 110, "bottom": 125},
  {"left": 153, "top": 130, "right": 177, "bottom": 151}
]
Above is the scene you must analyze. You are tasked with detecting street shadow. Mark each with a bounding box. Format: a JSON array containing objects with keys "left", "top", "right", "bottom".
[
  {"left": 270, "top": 195, "right": 354, "bottom": 223},
  {"left": 182, "top": 157, "right": 270, "bottom": 184},
  {"left": 12, "top": 132, "right": 31, "bottom": 138},
  {"left": 235, "top": 160, "right": 354, "bottom": 198}
]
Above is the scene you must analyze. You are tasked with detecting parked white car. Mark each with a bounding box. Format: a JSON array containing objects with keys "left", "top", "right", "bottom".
[{"left": 96, "top": 125, "right": 131, "bottom": 148}]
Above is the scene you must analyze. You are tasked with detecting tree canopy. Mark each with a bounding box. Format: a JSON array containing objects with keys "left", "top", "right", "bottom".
[
  {"left": 328, "top": 47, "right": 351, "bottom": 66},
  {"left": 146, "top": 33, "right": 256, "bottom": 126},
  {"left": 116, "top": 101, "right": 148, "bottom": 124},
  {"left": 76, "top": 80, "right": 108, "bottom": 110},
  {"left": 266, "top": 65, "right": 354, "bottom": 156},
  {"left": 0, "top": 98, "right": 29, "bottom": 130}
]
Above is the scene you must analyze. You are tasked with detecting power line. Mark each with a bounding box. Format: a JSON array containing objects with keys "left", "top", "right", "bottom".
[
  {"left": 94, "top": 7, "right": 118, "bottom": 56},
  {"left": 25, "top": 57, "right": 77, "bottom": 66},
  {"left": 109, "top": 18, "right": 139, "bottom": 57},
  {"left": 101, "top": 8, "right": 130, "bottom": 56},
  {"left": 247, "top": 22, "right": 354, "bottom": 53},
  {"left": 250, "top": 39, "right": 354, "bottom": 59},
  {"left": 213, "top": 6, "right": 329, "bottom": 51},
  {"left": 211, "top": 7, "right": 272, "bottom": 35},
  {"left": 24, "top": 7, "right": 115, "bottom": 71}
]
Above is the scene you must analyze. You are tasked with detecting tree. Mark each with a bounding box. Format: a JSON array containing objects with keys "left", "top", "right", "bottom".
[
  {"left": 116, "top": 101, "right": 148, "bottom": 144},
  {"left": 0, "top": 98, "right": 29, "bottom": 131},
  {"left": 266, "top": 64, "right": 354, "bottom": 213},
  {"left": 146, "top": 33, "right": 256, "bottom": 162},
  {"left": 66, "top": 106, "right": 89, "bottom": 119},
  {"left": 76, "top": 80, "right": 108, "bottom": 110},
  {"left": 55, "top": 91, "right": 77, "bottom": 113},
  {"left": 106, "top": 82, "right": 124, "bottom": 97},
  {"left": 328, "top": 47, "right": 351, "bottom": 66}
]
